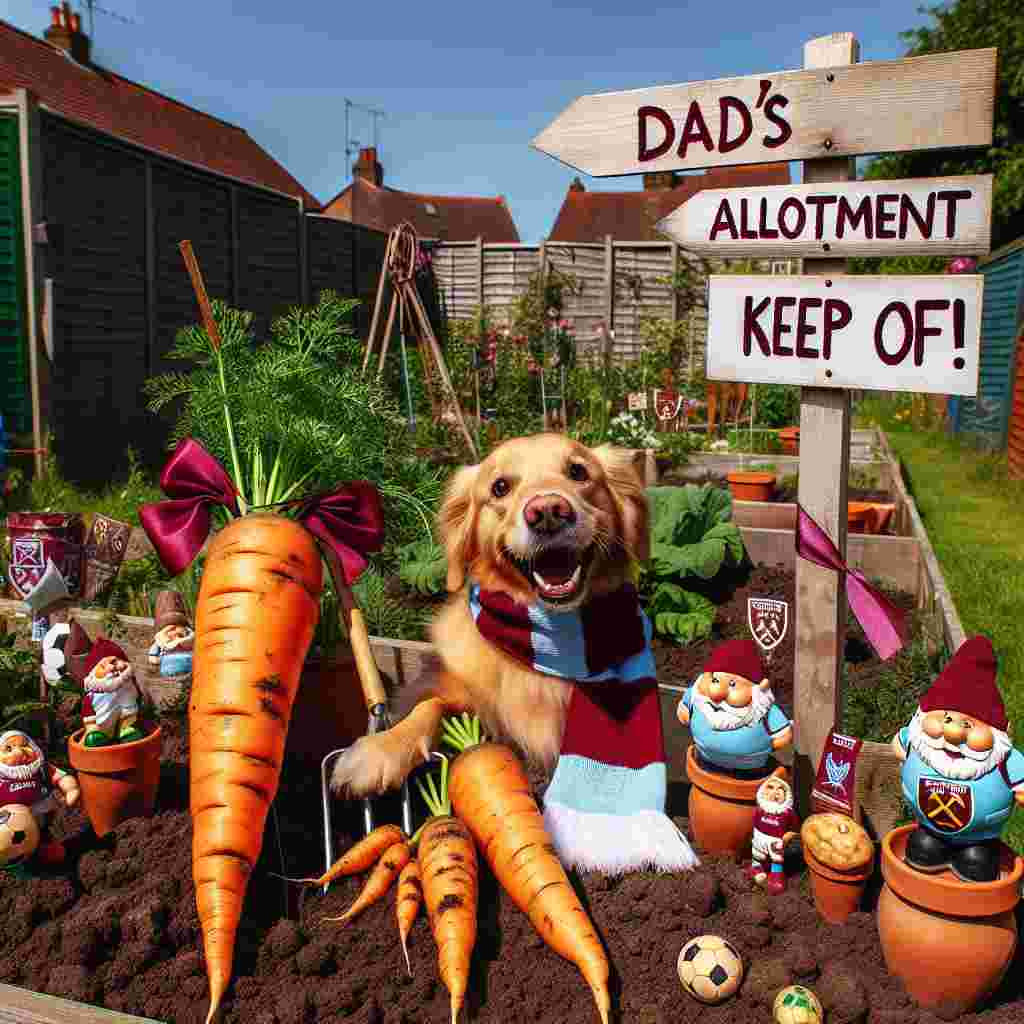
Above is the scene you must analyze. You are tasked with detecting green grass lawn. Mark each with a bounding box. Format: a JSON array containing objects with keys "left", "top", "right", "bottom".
[{"left": 857, "top": 395, "right": 1024, "bottom": 852}]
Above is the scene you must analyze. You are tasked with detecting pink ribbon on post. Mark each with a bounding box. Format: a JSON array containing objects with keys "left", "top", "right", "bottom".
[
  {"left": 140, "top": 438, "right": 385, "bottom": 580},
  {"left": 796, "top": 504, "right": 907, "bottom": 662}
]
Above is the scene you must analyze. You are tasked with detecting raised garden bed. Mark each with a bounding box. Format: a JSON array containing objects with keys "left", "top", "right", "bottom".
[{"left": 1, "top": 648, "right": 1021, "bottom": 1024}]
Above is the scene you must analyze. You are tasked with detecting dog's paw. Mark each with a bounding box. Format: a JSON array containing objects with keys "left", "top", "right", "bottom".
[{"left": 330, "top": 730, "right": 426, "bottom": 797}]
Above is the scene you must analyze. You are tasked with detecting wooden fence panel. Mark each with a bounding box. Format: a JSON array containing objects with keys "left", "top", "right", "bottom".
[
  {"left": 40, "top": 115, "right": 149, "bottom": 484},
  {"left": 431, "top": 242, "right": 478, "bottom": 322},
  {"left": 547, "top": 243, "right": 605, "bottom": 360},
  {"left": 236, "top": 192, "right": 301, "bottom": 341},
  {"left": 481, "top": 245, "right": 540, "bottom": 326},
  {"left": 611, "top": 244, "right": 674, "bottom": 360}
]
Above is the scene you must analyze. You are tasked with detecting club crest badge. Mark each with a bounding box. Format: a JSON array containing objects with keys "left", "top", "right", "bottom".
[
  {"left": 9, "top": 538, "right": 45, "bottom": 598},
  {"left": 918, "top": 778, "right": 973, "bottom": 835},
  {"left": 748, "top": 597, "right": 789, "bottom": 655}
]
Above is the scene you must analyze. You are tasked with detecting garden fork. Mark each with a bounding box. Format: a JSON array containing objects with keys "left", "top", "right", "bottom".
[{"left": 320, "top": 556, "right": 412, "bottom": 893}]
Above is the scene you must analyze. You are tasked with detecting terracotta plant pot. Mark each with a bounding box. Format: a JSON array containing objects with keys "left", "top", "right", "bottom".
[
  {"left": 778, "top": 426, "right": 799, "bottom": 454},
  {"left": 686, "top": 745, "right": 787, "bottom": 857},
  {"left": 877, "top": 825, "right": 1023, "bottom": 1019},
  {"left": 804, "top": 844, "right": 873, "bottom": 923},
  {"left": 726, "top": 471, "right": 776, "bottom": 502},
  {"left": 67, "top": 726, "right": 162, "bottom": 838},
  {"left": 285, "top": 651, "right": 368, "bottom": 767},
  {"left": 847, "top": 501, "right": 896, "bottom": 536}
]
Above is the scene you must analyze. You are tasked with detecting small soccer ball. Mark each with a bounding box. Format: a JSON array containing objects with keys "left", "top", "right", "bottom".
[
  {"left": 773, "top": 984, "right": 824, "bottom": 1024},
  {"left": 0, "top": 804, "right": 40, "bottom": 867},
  {"left": 677, "top": 934, "right": 743, "bottom": 1004}
]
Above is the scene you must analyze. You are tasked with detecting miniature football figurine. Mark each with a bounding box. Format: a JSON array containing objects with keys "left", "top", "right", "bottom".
[
  {"left": 0, "top": 730, "right": 79, "bottom": 864},
  {"left": 747, "top": 774, "right": 800, "bottom": 892},
  {"left": 148, "top": 592, "right": 194, "bottom": 679},
  {"left": 0, "top": 804, "right": 41, "bottom": 869},
  {"left": 677, "top": 934, "right": 743, "bottom": 1004},
  {"left": 677, "top": 639, "right": 793, "bottom": 774},
  {"left": 892, "top": 635, "right": 1024, "bottom": 883},
  {"left": 82, "top": 638, "right": 144, "bottom": 747}
]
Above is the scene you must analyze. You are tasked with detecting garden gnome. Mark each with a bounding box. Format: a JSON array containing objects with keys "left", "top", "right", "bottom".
[
  {"left": 747, "top": 774, "right": 800, "bottom": 892},
  {"left": 0, "top": 730, "right": 79, "bottom": 864},
  {"left": 677, "top": 639, "right": 793, "bottom": 775},
  {"left": 81, "top": 638, "right": 144, "bottom": 746},
  {"left": 892, "top": 635, "right": 1024, "bottom": 883},
  {"left": 148, "top": 591, "right": 194, "bottom": 679}
]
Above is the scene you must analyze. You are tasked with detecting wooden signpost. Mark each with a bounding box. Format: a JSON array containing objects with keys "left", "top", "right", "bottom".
[
  {"left": 705, "top": 273, "right": 983, "bottom": 394},
  {"left": 656, "top": 175, "right": 993, "bottom": 257},
  {"left": 532, "top": 30, "right": 996, "bottom": 819},
  {"left": 532, "top": 48, "right": 996, "bottom": 178}
]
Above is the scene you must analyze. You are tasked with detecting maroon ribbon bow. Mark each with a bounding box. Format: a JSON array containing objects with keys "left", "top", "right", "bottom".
[
  {"left": 140, "top": 438, "right": 385, "bottom": 582},
  {"left": 796, "top": 504, "right": 906, "bottom": 662}
]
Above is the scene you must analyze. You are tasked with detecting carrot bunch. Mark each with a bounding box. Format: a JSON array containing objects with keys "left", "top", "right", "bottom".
[{"left": 442, "top": 715, "right": 611, "bottom": 1024}]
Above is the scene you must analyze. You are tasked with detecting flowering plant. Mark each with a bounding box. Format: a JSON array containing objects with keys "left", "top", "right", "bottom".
[{"left": 607, "top": 412, "right": 660, "bottom": 450}]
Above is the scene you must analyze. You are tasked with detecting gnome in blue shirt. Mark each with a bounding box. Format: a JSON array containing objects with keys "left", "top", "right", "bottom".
[
  {"left": 677, "top": 639, "right": 793, "bottom": 776},
  {"left": 892, "top": 634, "right": 1024, "bottom": 883}
]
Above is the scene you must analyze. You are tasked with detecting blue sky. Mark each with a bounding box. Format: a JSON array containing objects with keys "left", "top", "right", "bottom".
[{"left": 2, "top": 0, "right": 932, "bottom": 242}]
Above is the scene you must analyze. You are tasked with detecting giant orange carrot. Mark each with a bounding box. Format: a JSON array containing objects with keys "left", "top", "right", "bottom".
[
  {"left": 443, "top": 716, "right": 610, "bottom": 1024},
  {"left": 416, "top": 759, "right": 478, "bottom": 1024},
  {"left": 190, "top": 513, "right": 322, "bottom": 1024}
]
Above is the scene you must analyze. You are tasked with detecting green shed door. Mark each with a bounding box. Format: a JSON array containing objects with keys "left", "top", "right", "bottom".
[{"left": 0, "top": 113, "right": 29, "bottom": 436}]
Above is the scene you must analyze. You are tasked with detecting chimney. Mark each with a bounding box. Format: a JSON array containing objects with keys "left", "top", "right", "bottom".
[
  {"left": 569, "top": 177, "right": 586, "bottom": 193},
  {"left": 642, "top": 171, "right": 678, "bottom": 192},
  {"left": 45, "top": 3, "right": 91, "bottom": 64},
  {"left": 352, "top": 147, "right": 383, "bottom": 187}
]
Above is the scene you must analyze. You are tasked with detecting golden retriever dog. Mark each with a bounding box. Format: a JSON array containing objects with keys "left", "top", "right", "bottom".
[{"left": 331, "top": 433, "right": 650, "bottom": 798}]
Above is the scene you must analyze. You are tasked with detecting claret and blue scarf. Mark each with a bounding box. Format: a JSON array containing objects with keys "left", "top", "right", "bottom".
[{"left": 469, "top": 583, "right": 699, "bottom": 874}]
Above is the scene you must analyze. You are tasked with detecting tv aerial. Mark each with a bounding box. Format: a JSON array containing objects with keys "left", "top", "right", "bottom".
[
  {"left": 344, "top": 98, "right": 386, "bottom": 177},
  {"left": 77, "top": 1, "right": 138, "bottom": 39}
]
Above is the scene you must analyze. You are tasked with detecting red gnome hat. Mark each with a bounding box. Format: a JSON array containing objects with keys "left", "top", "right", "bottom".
[
  {"left": 920, "top": 634, "right": 1006, "bottom": 731},
  {"left": 82, "top": 637, "right": 129, "bottom": 681},
  {"left": 702, "top": 639, "right": 767, "bottom": 684}
]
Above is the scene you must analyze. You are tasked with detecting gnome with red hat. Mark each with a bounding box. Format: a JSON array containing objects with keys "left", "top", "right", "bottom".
[
  {"left": 81, "top": 638, "right": 143, "bottom": 747},
  {"left": 892, "top": 635, "right": 1024, "bottom": 882},
  {"left": 677, "top": 639, "right": 793, "bottom": 775}
]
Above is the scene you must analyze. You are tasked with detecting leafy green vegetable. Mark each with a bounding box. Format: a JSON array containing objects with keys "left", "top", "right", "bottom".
[
  {"left": 397, "top": 539, "right": 447, "bottom": 596},
  {"left": 638, "top": 485, "right": 747, "bottom": 645}
]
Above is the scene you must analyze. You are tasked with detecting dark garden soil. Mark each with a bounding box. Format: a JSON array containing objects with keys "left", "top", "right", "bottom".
[
  {"left": 1, "top": 566, "right": 1016, "bottom": 1024},
  {"left": 3, "top": 705, "right": 1023, "bottom": 1024}
]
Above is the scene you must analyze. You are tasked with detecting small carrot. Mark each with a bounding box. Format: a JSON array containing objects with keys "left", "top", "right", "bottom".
[
  {"left": 416, "top": 757, "right": 478, "bottom": 1024},
  {"left": 324, "top": 840, "right": 411, "bottom": 924},
  {"left": 396, "top": 859, "right": 423, "bottom": 976},
  {"left": 277, "top": 824, "right": 406, "bottom": 887},
  {"left": 443, "top": 714, "right": 611, "bottom": 1024}
]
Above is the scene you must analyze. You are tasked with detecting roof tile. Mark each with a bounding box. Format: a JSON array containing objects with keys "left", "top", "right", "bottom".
[
  {"left": 548, "top": 163, "right": 791, "bottom": 242},
  {"left": 323, "top": 177, "right": 519, "bottom": 243},
  {"left": 0, "top": 18, "right": 319, "bottom": 209}
]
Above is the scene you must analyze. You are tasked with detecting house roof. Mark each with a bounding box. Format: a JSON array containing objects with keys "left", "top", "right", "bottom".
[
  {"left": 548, "top": 163, "right": 791, "bottom": 242},
  {"left": 322, "top": 176, "right": 520, "bottom": 243},
  {"left": 0, "top": 17, "right": 319, "bottom": 209}
]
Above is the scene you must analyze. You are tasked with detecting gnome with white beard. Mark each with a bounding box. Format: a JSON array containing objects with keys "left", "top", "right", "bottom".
[
  {"left": 677, "top": 639, "right": 793, "bottom": 775},
  {"left": 892, "top": 635, "right": 1024, "bottom": 883},
  {"left": 81, "top": 638, "right": 144, "bottom": 747},
  {"left": 748, "top": 774, "right": 800, "bottom": 892},
  {"left": 0, "top": 730, "right": 79, "bottom": 864}
]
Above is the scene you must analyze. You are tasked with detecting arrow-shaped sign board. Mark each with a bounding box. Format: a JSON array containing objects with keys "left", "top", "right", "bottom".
[
  {"left": 532, "top": 48, "right": 996, "bottom": 178},
  {"left": 657, "top": 175, "right": 993, "bottom": 258},
  {"left": 705, "top": 274, "right": 982, "bottom": 397}
]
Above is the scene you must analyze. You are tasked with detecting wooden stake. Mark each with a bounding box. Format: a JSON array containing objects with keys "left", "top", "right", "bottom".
[
  {"left": 375, "top": 290, "right": 399, "bottom": 378},
  {"left": 363, "top": 264, "right": 391, "bottom": 376},
  {"left": 792, "top": 32, "right": 859, "bottom": 817},
  {"left": 178, "top": 241, "right": 223, "bottom": 350}
]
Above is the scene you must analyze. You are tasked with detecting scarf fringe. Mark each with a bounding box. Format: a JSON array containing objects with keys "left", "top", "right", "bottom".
[{"left": 543, "top": 801, "right": 700, "bottom": 875}]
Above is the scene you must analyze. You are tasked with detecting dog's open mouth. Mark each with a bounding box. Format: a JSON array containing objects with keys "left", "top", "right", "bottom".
[{"left": 503, "top": 544, "right": 595, "bottom": 603}]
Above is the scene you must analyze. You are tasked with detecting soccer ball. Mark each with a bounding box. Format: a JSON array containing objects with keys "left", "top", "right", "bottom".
[
  {"left": 0, "top": 804, "right": 40, "bottom": 867},
  {"left": 773, "top": 984, "right": 824, "bottom": 1024},
  {"left": 677, "top": 934, "right": 743, "bottom": 1004}
]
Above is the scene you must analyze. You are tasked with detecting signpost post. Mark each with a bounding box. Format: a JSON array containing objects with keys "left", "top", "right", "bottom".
[{"left": 532, "top": 30, "right": 994, "bottom": 820}]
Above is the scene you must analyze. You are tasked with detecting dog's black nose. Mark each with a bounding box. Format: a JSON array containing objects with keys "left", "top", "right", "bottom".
[{"left": 523, "top": 494, "right": 575, "bottom": 533}]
